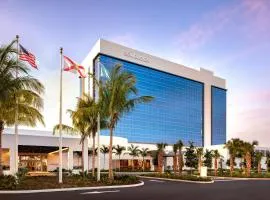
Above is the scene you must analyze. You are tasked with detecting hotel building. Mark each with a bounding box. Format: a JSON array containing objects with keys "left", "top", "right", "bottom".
[{"left": 2, "top": 39, "right": 228, "bottom": 174}]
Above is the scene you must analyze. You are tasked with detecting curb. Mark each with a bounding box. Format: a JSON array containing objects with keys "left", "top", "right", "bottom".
[
  {"left": 212, "top": 176, "right": 270, "bottom": 181},
  {"left": 139, "top": 176, "right": 214, "bottom": 184},
  {"left": 0, "top": 181, "right": 144, "bottom": 194}
]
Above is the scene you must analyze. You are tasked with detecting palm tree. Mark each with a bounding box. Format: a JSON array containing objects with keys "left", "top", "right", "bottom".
[
  {"left": 140, "top": 147, "right": 149, "bottom": 171},
  {"left": 98, "top": 64, "right": 154, "bottom": 180},
  {"left": 113, "top": 145, "right": 126, "bottom": 171},
  {"left": 255, "top": 151, "right": 263, "bottom": 174},
  {"left": 127, "top": 144, "right": 140, "bottom": 171},
  {"left": 173, "top": 144, "right": 178, "bottom": 174},
  {"left": 0, "top": 40, "right": 45, "bottom": 175},
  {"left": 213, "top": 150, "right": 221, "bottom": 176},
  {"left": 100, "top": 145, "right": 109, "bottom": 170},
  {"left": 241, "top": 141, "right": 258, "bottom": 176},
  {"left": 196, "top": 147, "right": 203, "bottom": 174},
  {"left": 177, "top": 140, "right": 184, "bottom": 174},
  {"left": 225, "top": 138, "right": 243, "bottom": 176},
  {"left": 156, "top": 143, "right": 167, "bottom": 173},
  {"left": 54, "top": 94, "right": 107, "bottom": 175}
]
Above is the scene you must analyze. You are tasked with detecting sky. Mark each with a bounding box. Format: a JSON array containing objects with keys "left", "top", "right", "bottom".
[{"left": 0, "top": 0, "right": 269, "bottom": 146}]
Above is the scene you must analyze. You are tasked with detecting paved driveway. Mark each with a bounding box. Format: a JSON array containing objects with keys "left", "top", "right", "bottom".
[{"left": 1, "top": 178, "right": 270, "bottom": 200}]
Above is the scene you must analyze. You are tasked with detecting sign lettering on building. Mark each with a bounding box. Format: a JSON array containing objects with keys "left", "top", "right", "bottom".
[{"left": 124, "top": 51, "right": 150, "bottom": 63}]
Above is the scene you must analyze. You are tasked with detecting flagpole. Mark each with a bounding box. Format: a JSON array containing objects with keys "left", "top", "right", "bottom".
[
  {"left": 59, "top": 47, "right": 63, "bottom": 184},
  {"left": 97, "top": 59, "right": 101, "bottom": 181},
  {"left": 14, "top": 35, "right": 19, "bottom": 174}
]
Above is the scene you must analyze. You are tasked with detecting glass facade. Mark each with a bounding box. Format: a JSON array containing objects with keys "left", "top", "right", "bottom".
[
  {"left": 94, "top": 54, "right": 204, "bottom": 146},
  {"left": 211, "top": 86, "right": 226, "bottom": 145}
]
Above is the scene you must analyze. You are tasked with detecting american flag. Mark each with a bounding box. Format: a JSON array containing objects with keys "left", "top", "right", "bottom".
[{"left": 19, "top": 44, "right": 38, "bottom": 69}]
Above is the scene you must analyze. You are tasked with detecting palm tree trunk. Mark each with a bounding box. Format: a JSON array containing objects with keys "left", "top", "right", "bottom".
[
  {"left": 108, "top": 127, "right": 114, "bottom": 180},
  {"left": 198, "top": 157, "right": 202, "bottom": 174},
  {"left": 103, "top": 154, "right": 105, "bottom": 170},
  {"left": 214, "top": 158, "right": 218, "bottom": 176},
  {"left": 143, "top": 157, "right": 145, "bottom": 172},
  {"left": 158, "top": 152, "right": 163, "bottom": 173},
  {"left": 246, "top": 153, "right": 251, "bottom": 177},
  {"left": 173, "top": 154, "right": 177, "bottom": 174},
  {"left": 81, "top": 140, "right": 85, "bottom": 172},
  {"left": 119, "top": 155, "right": 121, "bottom": 172},
  {"left": 178, "top": 153, "right": 183, "bottom": 175},
  {"left": 132, "top": 157, "right": 134, "bottom": 171},
  {"left": 92, "top": 135, "right": 95, "bottom": 176},
  {"left": 258, "top": 162, "right": 261, "bottom": 174},
  {"left": 230, "top": 155, "right": 234, "bottom": 176},
  {"left": 0, "top": 120, "right": 4, "bottom": 176}
]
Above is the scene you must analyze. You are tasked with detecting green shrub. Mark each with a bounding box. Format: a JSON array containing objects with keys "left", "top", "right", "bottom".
[
  {"left": 141, "top": 173, "right": 212, "bottom": 182},
  {"left": 0, "top": 175, "right": 17, "bottom": 190}
]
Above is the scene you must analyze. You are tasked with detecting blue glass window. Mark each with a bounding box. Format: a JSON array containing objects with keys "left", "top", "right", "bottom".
[
  {"left": 95, "top": 55, "right": 204, "bottom": 146},
  {"left": 211, "top": 87, "right": 226, "bottom": 145}
]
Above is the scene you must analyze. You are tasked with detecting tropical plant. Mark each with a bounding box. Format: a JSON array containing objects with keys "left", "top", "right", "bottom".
[
  {"left": 127, "top": 144, "right": 140, "bottom": 171},
  {"left": 203, "top": 149, "right": 213, "bottom": 168},
  {"left": 140, "top": 148, "right": 149, "bottom": 171},
  {"left": 241, "top": 141, "right": 258, "bottom": 176},
  {"left": 113, "top": 145, "right": 126, "bottom": 171},
  {"left": 177, "top": 140, "right": 184, "bottom": 174},
  {"left": 97, "top": 64, "right": 153, "bottom": 180},
  {"left": 184, "top": 141, "right": 197, "bottom": 173},
  {"left": 255, "top": 151, "right": 263, "bottom": 174},
  {"left": 100, "top": 145, "right": 109, "bottom": 170},
  {"left": 266, "top": 151, "right": 270, "bottom": 172},
  {"left": 212, "top": 150, "right": 221, "bottom": 176},
  {"left": 0, "top": 40, "right": 45, "bottom": 175},
  {"left": 196, "top": 147, "right": 203, "bottom": 174},
  {"left": 172, "top": 144, "right": 178, "bottom": 174},
  {"left": 224, "top": 138, "right": 244, "bottom": 176},
  {"left": 156, "top": 143, "right": 167, "bottom": 173}
]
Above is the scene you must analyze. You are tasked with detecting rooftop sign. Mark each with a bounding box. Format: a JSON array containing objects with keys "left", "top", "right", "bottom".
[{"left": 124, "top": 51, "right": 150, "bottom": 63}]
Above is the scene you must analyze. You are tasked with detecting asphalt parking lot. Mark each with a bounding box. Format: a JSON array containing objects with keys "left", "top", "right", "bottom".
[{"left": 1, "top": 178, "right": 270, "bottom": 200}]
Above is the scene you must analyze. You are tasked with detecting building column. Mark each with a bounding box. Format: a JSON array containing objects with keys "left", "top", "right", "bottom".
[
  {"left": 204, "top": 84, "right": 212, "bottom": 146},
  {"left": 9, "top": 146, "right": 16, "bottom": 175},
  {"left": 83, "top": 138, "right": 89, "bottom": 171},
  {"left": 67, "top": 148, "right": 73, "bottom": 170}
]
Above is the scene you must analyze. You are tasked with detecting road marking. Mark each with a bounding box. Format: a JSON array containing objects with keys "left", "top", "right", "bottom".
[
  {"left": 214, "top": 179, "right": 234, "bottom": 182},
  {"left": 81, "top": 190, "right": 120, "bottom": 195},
  {"left": 149, "top": 180, "right": 165, "bottom": 183}
]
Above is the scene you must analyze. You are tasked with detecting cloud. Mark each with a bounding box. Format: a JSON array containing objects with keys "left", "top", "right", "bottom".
[{"left": 175, "top": 0, "right": 270, "bottom": 52}]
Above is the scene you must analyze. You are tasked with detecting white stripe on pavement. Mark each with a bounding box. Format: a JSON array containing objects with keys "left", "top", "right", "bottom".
[
  {"left": 81, "top": 190, "right": 120, "bottom": 195},
  {"left": 149, "top": 180, "right": 165, "bottom": 183}
]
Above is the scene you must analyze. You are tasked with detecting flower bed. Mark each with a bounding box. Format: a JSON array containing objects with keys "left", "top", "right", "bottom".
[{"left": 0, "top": 174, "right": 139, "bottom": 190}]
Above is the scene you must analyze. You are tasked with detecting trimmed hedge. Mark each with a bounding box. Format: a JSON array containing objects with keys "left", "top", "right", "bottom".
[
  {"left": 141, "top": 173, "right": 212, "bottom": 182},
  {"left": 0, "top": 174, "right": 139, "bottom": 190}
]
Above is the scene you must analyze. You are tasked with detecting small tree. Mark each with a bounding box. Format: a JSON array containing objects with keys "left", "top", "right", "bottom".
[
  {"left": 255, "top": 151, "right": 264, "bottom": 174},
  {"left": 196, "top": 147, "right": 203, "bottom": 174},
  {"left": 127, "top": 144, "right": 140, "bottom": 171},
  {"left": 113, "top": 145, "right": 126, "bottom": 171},
  {"left": 213, "top": 150, "right": 221, "bottom": 176},
  {"left": 100, "top": 145, "right": 109, "bottom": 170},
  {"left": 177, "top": 140, "right": 184, "bottom": 174},
  {"left": 241, "top": 141, "right": 258, "bottom": 176},
  {"left": 203, "top": 149, "right": 213, "bottom": 169},
  {"left": 140, "top": 148, "right": 149, "bottom": 171},
  {"left": 184, "top": 141, "right": 197, "bottom": 174}
]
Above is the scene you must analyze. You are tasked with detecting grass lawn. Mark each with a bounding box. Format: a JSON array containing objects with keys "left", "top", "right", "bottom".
[{"left": 0, "top": 174, "right": 139, "bottom": 190}]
